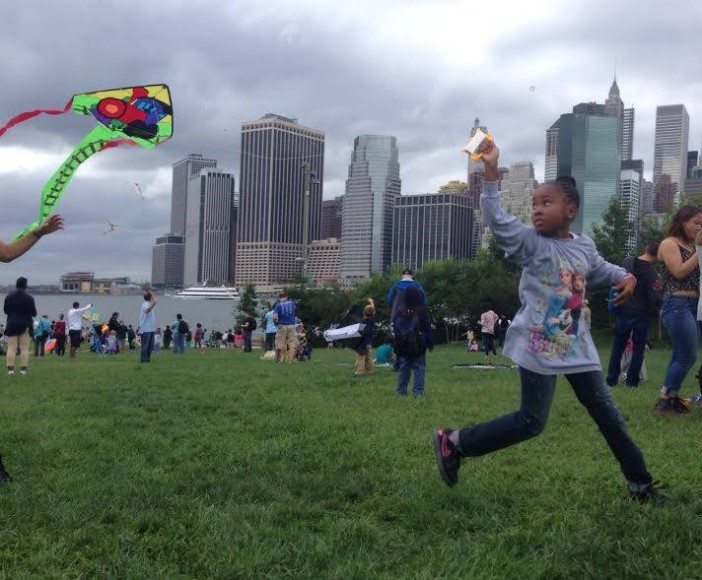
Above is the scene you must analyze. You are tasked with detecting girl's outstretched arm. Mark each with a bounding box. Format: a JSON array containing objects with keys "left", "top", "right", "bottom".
[{"left": 479, "top": 143, "right": 541, "bottom": 267}]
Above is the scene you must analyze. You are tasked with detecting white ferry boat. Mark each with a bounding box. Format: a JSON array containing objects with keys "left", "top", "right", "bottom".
[{"left": 174, "top": 285, "right": 240, "bottom": 300}]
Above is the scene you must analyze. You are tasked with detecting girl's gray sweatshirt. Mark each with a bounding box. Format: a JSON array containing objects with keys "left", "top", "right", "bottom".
[{"left": 481, "top": 181, "right": 627, "bottom": 375}]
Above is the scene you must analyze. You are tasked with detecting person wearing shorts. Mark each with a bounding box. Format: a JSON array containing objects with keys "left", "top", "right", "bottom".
[{"left": 273, "top": 292, "right": 297, "bottom": 362}]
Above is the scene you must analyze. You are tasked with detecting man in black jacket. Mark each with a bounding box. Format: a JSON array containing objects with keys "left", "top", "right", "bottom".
[
  {"left": 606, "top": 240, "right": 663, "bottom": 387},
  {"left": 4, "top": 277, "right": 36, "bottom": 376}
]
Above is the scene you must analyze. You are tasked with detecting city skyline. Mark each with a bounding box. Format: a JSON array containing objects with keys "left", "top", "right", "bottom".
[{"left": 1, "top": 0, "right": 701, "bottom": 283}]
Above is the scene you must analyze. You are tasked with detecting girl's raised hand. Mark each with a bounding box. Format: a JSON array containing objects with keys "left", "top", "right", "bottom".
[{"left": 480, "top": 141, "right": 499, "bottom": 167}]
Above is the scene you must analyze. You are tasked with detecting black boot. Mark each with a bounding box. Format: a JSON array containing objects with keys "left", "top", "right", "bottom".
[{"left": 0, "top": 456, "right": 12, "bottom": 484}]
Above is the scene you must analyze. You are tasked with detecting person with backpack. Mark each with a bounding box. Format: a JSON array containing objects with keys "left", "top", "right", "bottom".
[
  {"left": 393, "top": 286, "right": 434, "bottom": 397},
  {"left": 33, "top": 314, "right": 52, "bottom": 357},
  {"left": 242, "top": 310, "right": 257, "bottom": 353},
  {"left": 606, "top": 240, "right": 663, "bottom": 388},
  {"left": 352, "top": 299, "right": 376, "bottom": 376},
  {"left": 172, "top": 313, "right": 188, "bottom": 354},
  {"left": 387, "top": 268, "right": 428, "bottom": 320}
]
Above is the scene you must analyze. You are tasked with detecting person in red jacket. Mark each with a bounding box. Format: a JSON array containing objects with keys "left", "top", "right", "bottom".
[{"left": 53, "top": 313, "right": 67, "bottom": 356}]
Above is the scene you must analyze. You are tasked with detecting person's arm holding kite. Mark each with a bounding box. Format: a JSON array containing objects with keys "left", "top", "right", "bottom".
[{"left": 0, "top": 215, "right": 63, "bottom": 263}]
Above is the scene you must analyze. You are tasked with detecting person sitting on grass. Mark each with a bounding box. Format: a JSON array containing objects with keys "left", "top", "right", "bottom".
[
  {"left": 432, "top": 138, "right": 667, "bottom": 504},
  {"left": 374, "top": 341, "right": 396, "bottom": 366},
  {"left": 105, "top": 330, "right": 118, "bottom": 354}
]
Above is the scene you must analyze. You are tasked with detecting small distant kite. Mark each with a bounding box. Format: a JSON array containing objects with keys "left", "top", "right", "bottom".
[
  {"left": 528, "top": 85, "right": 536, "bottom": 93},
  {"left": 103, "top": 221, "right": 119, "bottom": 235},
  {"left": 0, "top": 84, "right": 173, "bottom": 240},
  {"left": 133, "top": 182, "right": 145, "bottom": 200}
]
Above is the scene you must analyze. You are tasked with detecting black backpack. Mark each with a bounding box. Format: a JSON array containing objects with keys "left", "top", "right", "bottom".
[
  {"left": 393, "top": 310, "right": 425, "bottom": 358},
  {"left": 179, "top": 320, "right": 189, "bottom": 334},
  {"left": 248, "top": 317, "right": 257, "bottom": 331}
]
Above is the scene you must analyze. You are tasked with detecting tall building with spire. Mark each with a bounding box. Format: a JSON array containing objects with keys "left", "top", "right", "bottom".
[{"left": 604, "top": 77, "right": 634, "bottom": 162}]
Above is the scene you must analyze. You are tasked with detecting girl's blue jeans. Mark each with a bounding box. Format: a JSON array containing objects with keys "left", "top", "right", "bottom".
[
  {"left": 456, "top": 367, "right": 652, "bottom": 485},
  {"left": 660, "top": 294, "right": 699, "bottom": 396}
]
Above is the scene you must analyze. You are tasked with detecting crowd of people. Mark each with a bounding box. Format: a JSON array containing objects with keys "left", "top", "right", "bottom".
[
  {"left": 0, "top": 294, "right": 312, "bottom": 366},
  {"left": 3, "top": 149, "right": 702, "bottom": 506}
]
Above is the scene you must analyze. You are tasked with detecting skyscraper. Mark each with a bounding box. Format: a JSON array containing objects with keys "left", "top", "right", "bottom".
[
  {"left": 503, "top": 162, "right": 537, "bottom": 223},
  {"left": 687, "top": 151, "right": 698, "bottom": 179},
  {"left": 339, "top": 135, "right": 400, "bottom": 282},
  {"left": 604, "top": 77, "right": 634, "bottom": 162},
  {"left": 545, "top": 104, "right": 620, "bottom": 234},
  {"left": 619, "top": 168, "right": 641, "bottom": 251},
  {"left": 170, "top": 153, "right": 218, "bottom": 235},
  {"left": 622, "top": 107, "right": 635, "bottom": 162},
  {"left": 545, "top": 114, "right": 573, "bottom": 182},
  {"left": 640, "top": 179, "right": 653, "bottom": 214},
  {"left": 392, "top": 192, "right": 473, "bottom": 270},
  {"left": 151, "top": 153, "right": 217, "bottom": 287},
  {"left": 653, "top": 174, "right": 676, "bottom": 213},
  {"left": 183, "top": 169, "right": 237, "bottom": 286},
  {"left": 653, "top": 104, "right": 689, "bottom": 211},
  {"left": 235, "top": 114, "right": 324, "bottom": 288},
  {"left": 151, "top": 234, "right": 185, "bottom": 288},
  {"left": 321, "top": 196, "right": 343, "bottom": 239}
]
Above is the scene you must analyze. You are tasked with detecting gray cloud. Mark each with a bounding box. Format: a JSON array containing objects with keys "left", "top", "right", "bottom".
[{"left": 1, "top": 0, "right": 701, "bottom": 283}]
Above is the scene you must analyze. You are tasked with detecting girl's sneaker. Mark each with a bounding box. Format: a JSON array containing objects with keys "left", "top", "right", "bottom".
[{"left": 432, "top": 429, "right": 462, "bottom": 487}]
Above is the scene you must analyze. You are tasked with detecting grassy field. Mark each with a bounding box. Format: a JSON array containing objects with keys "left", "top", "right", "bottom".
[{"left": 0, "top": 342, "right": 701, "bottom": 578}]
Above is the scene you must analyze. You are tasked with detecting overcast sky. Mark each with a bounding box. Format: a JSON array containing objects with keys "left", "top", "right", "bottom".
[{"left": 1, "top": 0, "right": 701, "bottom": 284}]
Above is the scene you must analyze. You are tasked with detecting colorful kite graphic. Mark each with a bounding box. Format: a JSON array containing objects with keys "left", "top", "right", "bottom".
[
  {"left": 81, "top": 307, "right": 103, "bottom": 325},
  {"left": 0, "top": 84, "right": 173, "bottom": 239}
]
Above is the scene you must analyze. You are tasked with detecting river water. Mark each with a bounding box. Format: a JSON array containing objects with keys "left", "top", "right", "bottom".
[{"left": 0, "top": 293, "right": 248, "bottom": 333}]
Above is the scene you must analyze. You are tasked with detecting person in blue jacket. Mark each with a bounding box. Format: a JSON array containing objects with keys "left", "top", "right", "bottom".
[{"left": 387, "top": 268, "right": 428, "bottom": 319}]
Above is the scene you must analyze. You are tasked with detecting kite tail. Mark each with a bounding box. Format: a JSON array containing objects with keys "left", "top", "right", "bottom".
[
  {"left": 12, "top": 127, "right": 138, "bottom": 241},
  {"left": 0, "top": 98, "right": 74, "bottom": 139}
]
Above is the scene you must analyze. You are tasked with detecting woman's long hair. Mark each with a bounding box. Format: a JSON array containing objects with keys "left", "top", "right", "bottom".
[{"left": 666, "top": 205, "right": 702, "bottom": 242}]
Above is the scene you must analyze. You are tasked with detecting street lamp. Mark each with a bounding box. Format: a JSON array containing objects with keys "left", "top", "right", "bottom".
[{"left": 300, "top": 161, "right": 319, "bottom": 282}]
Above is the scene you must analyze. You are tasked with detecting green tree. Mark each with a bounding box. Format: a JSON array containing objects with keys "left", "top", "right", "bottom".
[
  {"left": 236, "top": 284, "right": 259, "bottom": 323},
  {"left": 637, "top": 213, "right": 667, "bottom": 253},
  {"left": 591, "top": 197, "right": 634, "bottom": 265}
]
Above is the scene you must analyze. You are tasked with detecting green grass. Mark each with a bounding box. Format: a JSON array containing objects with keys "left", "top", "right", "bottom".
[{"left": 0, "top": 343, "right": 701, "bottom": 578}]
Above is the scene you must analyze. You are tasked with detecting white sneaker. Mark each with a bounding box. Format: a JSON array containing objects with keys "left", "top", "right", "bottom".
[{"left": 20, "top": 370, "right": 26, "bottom": 376}]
